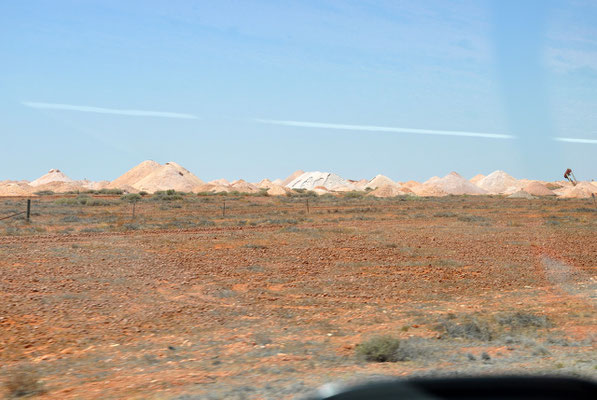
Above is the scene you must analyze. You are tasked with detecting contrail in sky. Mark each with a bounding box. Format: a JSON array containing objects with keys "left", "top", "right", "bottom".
[
  {"left": 22, "top": 101, "right": 199, "bottom": 119},
  {"left": 254, "top": 118, "right": 515, "bottom": 140},
  {"left": 554, "top": 137, "right": 597, "bottom": 144}
]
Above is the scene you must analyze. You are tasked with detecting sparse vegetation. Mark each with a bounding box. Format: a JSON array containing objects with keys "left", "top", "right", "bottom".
[
  {"left": 356, "top": 335, "right": 401, "bottom": 362},
  {"left": 121, "top": 193, "right": 142, "bottom": 203},
  {"left": 4, "top": 366, "right": 46, "bottom": 398},
  {"left": 0, "top": 194, "right": 594, "bottom": 397},
  {"left": 436, "top": 314, "right": 494, "bottom": 341},
  {"left": 33, "top": 190, "right": 55, "bottom": 196},
  {"left": 244, "top": 243, "right": 267, "bottom": 249},
  {"left": 497, "top": 311, "right": 552, "bottom": 330},
  {"left": 457, "top": 214, "right": 490, "bottom": 223},
  {"left": 434, "top": 211, "right": 457, "bottom": 217}
]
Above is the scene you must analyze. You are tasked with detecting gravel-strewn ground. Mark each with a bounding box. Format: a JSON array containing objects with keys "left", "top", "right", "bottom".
[{"left": 0, "top": 194, "right": 595, "bottom": 399}]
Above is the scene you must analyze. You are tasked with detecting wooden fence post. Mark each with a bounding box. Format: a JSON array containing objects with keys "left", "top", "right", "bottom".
[
  {"left": 306, "top": 198, "right": 309, "bottom": 214},
  {"left": 223, "top": 200, "right": 226, "bottom": 217},
  {"left": 26, "top": 199, "right": 31, "bottom": 222}
]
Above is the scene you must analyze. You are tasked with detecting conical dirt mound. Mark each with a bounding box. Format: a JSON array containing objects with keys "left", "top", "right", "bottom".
[
  {"left": 108, "top": 160, "right": 161, "bottom": 189},
  {"left": 30, "top": 169, "right": 74, "bottom": 187}
]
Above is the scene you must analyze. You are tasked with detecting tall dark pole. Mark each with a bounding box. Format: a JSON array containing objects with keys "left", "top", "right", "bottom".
[{"left": 26, "top": 199, "right": 31, "bottom": 222}]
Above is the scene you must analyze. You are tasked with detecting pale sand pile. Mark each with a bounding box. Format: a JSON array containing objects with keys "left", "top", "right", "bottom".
[
  {"left": 134, "top": 162, "right": 204, "bottom": 193},
  {"left": 78, "top": 180, "right": 110, "bottom": 191},
  {"left": 286, "top": 171, "right": 356, "bottom": 191},
  {"left": 1, "top": 161, "right": 592, "bottom": 198},
  {"left": 33, "top": 181, "right": 84, "bottom": 193},
  {"left": 350, "top": 179, "right": 369, "bottom": 190},
  {"left": 365, "top": 174, "right": 395, "bottom": 189},
  {"left": 230, "top": 180, "right": 260, "bottom": 193},
  {"left": 266, "top": 184, "right": 289, "bottom": 196},
  {"left": 257, "top": 179, "right": 274, "bottom": 189},
  {"left": 476, "top": 170, "right": 519, "bottom": 194},
  {"left": 192, "top": 183, "right": 233, "bottom": 194},
  {"left": 558, "top": 182, "right": 597, "bottom": 199},
  {"left": 469, "top": 174, "right": 485, "bottom": 184},
  {"left": 424, "top": 176, "right": 441, "bottom": 185},
  {"left": 192, "top": 183, "right": 214, "bottom": 193},
  {"left": 367, "top": 184, "right": 409, "bottom": 198},
  {"left": 208, "top": 178, "right": 230, "bottom": 186},
  {"left": 332, "top": 185, "right": 361, "bottom": 192},
  {"left": 0, "top": 181, "right": 33, "bottom": 196},
  {"left": 409, "top": 183, "right": 448, "bottom": 197},
  {"left": 428, "top": 172, "right": 487, "bottom": 195},
  {"left": 108, "top": 160, "right": 161, "bottom": 189},
  {"left": 523, "top": 181, "right": 555, "bottom": 196},
  {"left": 30, "top": 169, "right": 74, "bottom": 187},
  {"left": 401, "top": 180, "right": 422, "bottom": 189},
  {"left": 282, "top": 170, "right": 305, "bottom": 187},
  {"left": 312, "top": 186, "right": 330, "bottom": 195},
  {"left": 508, "top": 190, "right": 536, "bottom": 199}
]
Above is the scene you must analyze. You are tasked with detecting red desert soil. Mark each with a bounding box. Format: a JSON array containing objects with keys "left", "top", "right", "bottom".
[{"left": 0, "top": 194, "right": 595, "bottom": 398}]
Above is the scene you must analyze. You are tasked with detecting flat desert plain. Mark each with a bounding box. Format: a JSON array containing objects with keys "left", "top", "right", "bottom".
[{"left": 1, "top": 193, "right": 596, "bottom": 399}]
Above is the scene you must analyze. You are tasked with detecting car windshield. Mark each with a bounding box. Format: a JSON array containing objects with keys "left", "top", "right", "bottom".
[{"left": 0, "top": 1, "right": 595, "bottom": 399}]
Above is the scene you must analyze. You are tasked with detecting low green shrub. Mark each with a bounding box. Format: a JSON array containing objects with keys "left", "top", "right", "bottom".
[{"left": 356, "top": 336, "right": 401, "bottom": 362}]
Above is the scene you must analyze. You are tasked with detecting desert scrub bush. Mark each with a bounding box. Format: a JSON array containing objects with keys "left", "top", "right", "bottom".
[
  {"left": 253, "top": 188, "right": 269, "bottom": 197},
  {"left": 151, "top": 190, "right": 185, "bottom": 201},
  {"left": 84, "top": 188, "right": 124, "bottom": 195},
  {"left": 97, "top": 188, "right": 124, "bottom": 195},
  {"left": 288, "top": 189, "right": 318, "bottom": 197},
  {"left": 259, "top": 218, "right": 298, "bottom": 225},
  {"left": 33, "top": 190, "right": 54, "bottom": 196},
  {"left": 352, "top": 215, "right": 374, "bottom": 221},
  {"left": 280, "top": 226, "right": 301, "bottom": 233},
  {"left": 497, "top": 311, "right": 552, "bottom": 331},
  {"left": 121, "top": 193, "right": 142, "bottom": 203},
  {"left": 571, "top": 207, "right": 595, "bottom": 213},
  {"left": 80, "top": 227, "right": 106, "bottom": 233},
  {"left": 342, "top": 207, "right": 379, "bottom": 214},
  {"left": 60, "top": 215, "right": 81, "bottom": 223},
  {"left": 123, "top": 222, "right": 141, "bottom": 230},
  {"left": 356, "top": 335, "right": 401, "bottom": 362},
  {"left": 457, "top": 214, "right": 490, "bottom": 223},
  {"left": 434, "top": 211, "right": 457, "bottom": 217},
  {"left": 393, "top": 337, "right": 436, "bottom": 362},
  {"left": 4, "top": 365, "right": 46, "bottom": 398},
  {"left": 54, "top": 195, "right": 110, "bottom": 206},
  {"left": 342, "top": 191, "right": 365, "bottom": 199},
  {"left": 54, "top": 197, "right": 80, "bottom": 206},
  {"left": 244, "top": 243, "right": 267, "bottom": 249},
  {"left": 435, "top": 259, "right": 464, "bottom": 268},
  {"left": 436, "top": 314, "right": 494, "bottom": 341}
]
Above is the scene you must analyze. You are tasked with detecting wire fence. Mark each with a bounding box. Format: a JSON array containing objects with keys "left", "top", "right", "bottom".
[{"left": 0, "top": 199, "right": 30, "bottom": 221}]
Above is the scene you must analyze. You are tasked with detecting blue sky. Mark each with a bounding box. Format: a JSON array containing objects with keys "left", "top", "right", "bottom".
[{"left": 1, "top": 0, "right": 596, "bottom": 182}]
